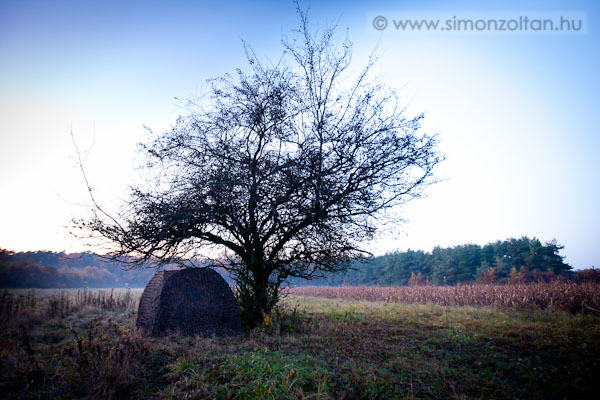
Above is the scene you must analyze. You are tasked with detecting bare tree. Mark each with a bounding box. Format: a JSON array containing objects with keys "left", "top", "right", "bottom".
[{"left": 75, "top": 10, "right": 442, "bottom": 327}]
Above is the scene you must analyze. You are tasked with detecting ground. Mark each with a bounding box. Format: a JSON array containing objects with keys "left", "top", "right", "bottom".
[{"left": 0, "top": 288, "right": 599, "bottom": 399}]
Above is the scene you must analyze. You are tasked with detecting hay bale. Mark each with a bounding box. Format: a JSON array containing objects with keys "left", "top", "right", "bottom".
[{"left": 136, "top": 268, "right": 242, "bottom": 337}]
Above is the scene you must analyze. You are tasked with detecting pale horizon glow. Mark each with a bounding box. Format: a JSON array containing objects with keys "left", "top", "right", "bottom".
[{"left": 1, "top": 0, "right": 598, "bottom": 269}]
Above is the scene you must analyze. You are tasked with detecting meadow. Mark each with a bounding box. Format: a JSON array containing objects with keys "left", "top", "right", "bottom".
[{"left": 1, "top": 283, "right": 599, "bottom": 399}]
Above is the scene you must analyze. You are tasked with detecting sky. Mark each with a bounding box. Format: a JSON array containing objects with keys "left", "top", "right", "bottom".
[{"left": 0, "top": 0, "right": 598, "bottom": 269}]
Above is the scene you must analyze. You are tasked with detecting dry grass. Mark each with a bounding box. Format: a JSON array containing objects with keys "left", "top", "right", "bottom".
[
  {"left": 0, "top": 290, "right": 36, "bottom": 321},
  {"left": 289, "top": 281, "right": 600, "bottom": 314},
  {"left": 0, "top": 288, "right": 145, "bottom": 399},
  {"left": 1, "top": 288, "right": 599, "bottom": 399},
  {"left": 40, "top": 288, "right": 137, "bottom": 318}
]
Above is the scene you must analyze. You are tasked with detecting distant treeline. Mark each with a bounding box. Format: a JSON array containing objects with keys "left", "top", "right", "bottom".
[
  {"left": 0, "top": 250, "right": 157, "bottom": 288},
  {"left": 294, "top": 237, "right": 575, "bottom": 286},
  {"left": 0, "top": 237, "right": 585, "bottom": 289},
  {"left": 0, "top": 249, "right": 238, "bottom": 289}
]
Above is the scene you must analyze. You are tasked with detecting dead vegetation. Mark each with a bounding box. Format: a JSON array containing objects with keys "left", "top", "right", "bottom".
[{"left": 290, "top": 281, "right": 600, "bottom": 314}]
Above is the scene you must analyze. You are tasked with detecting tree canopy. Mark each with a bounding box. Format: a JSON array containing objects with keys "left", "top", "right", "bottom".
[{"left": 75, "top": 10, "right": 441, "bottom": 327}]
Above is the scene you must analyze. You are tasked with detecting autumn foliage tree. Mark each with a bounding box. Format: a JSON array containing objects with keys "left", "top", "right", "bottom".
[{"left": 75, "top": 11, "right": 441, "bottom": 327}]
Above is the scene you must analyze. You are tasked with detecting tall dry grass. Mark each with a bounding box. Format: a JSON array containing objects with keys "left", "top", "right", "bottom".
[
  {"left": 0, "top": 290, "right": 36, "bottom": 321},
  {"left": 289, "top": 281, "right": 600, "bottom": 314},
  {"left": 46, "top": 287, "right": 136, "bottom": 317},
  {"left": 0, "top": 289, "right": 145, "bottom": 398}
]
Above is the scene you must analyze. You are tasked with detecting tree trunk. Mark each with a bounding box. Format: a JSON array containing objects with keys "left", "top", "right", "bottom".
[{"left": 237, "top": 260, "right": 275, "bottom": 329}]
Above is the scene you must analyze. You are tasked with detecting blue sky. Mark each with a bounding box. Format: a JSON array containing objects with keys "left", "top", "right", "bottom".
[{"left": 0, "top": 0, "right": 598, "bottom": 269}]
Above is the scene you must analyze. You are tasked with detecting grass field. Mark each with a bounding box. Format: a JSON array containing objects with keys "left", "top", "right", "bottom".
[{"left": 1, "top": 287, "right": 599, "bottom": 399}]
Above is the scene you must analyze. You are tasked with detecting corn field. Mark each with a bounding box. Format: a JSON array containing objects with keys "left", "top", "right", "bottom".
[{"left": 289, "top": 281, "right": 600, "bottom": 314}]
